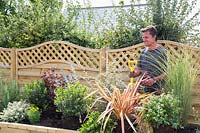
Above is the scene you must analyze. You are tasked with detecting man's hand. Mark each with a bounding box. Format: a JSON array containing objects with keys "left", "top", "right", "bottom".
[
  {"left": 129, "top": 67, "right": 141, "bottom": 78},
  {"left": 141, "top": 78, "right": 155, "bottom": 86}
]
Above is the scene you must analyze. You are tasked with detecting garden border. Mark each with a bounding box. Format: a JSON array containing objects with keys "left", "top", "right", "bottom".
[{"left": 0, "top": 122, "right": 78, "bottom": 133}]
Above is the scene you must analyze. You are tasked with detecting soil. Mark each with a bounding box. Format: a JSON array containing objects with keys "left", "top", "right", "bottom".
[
  {"left": 33, "top": 111, "right": 83, "bottom": 130},
  {"left": 23, "top": 111, "right": 200, "bottom": 133}
]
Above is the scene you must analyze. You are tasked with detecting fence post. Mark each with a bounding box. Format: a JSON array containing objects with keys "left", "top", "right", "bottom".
[
  {"left": 100, "top": 47, "right": 107, "bottom": 74},
  {"left": 11, "top": 48, "right": 16, "bottom": 80}
]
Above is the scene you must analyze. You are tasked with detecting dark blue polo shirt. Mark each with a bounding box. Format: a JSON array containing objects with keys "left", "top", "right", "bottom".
[{"left": 137, "top": 45, "right": 167, "bottom": 92}]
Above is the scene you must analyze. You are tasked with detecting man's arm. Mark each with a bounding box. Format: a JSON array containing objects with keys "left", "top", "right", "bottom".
[{"left": 153, "top": 73, "right": 166, "bottom": 82}]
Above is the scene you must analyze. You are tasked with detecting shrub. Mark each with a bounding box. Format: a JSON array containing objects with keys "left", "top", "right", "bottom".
[
  {"left": 54, "top": 82, "right": 93, "bottom": 117},
  {"left": 0, "top": 80, "right": 21, "bottom": 111},
  {"left": 27, "top": 105, "right": 41, "bottom": 124},
  {"left": 0, "top": 100, "right": 30, "bottom": 122},
  {"left": 142, "top": 94, "right": 182, "bottom": 129},
  {"left": 41, "top": 67, "right": 78, "bottom": 100},
  {"left": 23, "top": 80, "right": 49, "bottom": 111},
  {"left": 80, "top": 111, "right": 116, "bottom": 133}
]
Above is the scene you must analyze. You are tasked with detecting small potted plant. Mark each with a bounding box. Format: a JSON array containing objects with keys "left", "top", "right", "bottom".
[{"left": 142, "top": 94, "right": 182, "bottom": 133}]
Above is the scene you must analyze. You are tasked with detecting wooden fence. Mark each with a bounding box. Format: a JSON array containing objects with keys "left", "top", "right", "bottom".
[
  {"left": 0, "top": 40, "right": 200, "bottom": 123},
  {"left": 0, "top": 40, "right": 199, "bottom": 84}
]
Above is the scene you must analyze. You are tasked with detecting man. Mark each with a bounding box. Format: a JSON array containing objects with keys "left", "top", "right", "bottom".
[{"left": 129, "top": 25, "right": 167, "bottom": 93}]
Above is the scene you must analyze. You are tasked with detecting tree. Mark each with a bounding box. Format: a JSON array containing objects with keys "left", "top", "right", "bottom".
[
  {"left": 147, "top": 0, "right": 200, "bottom": 43},
  {"left": 0, "top": 0, "right": 75, "bottom": 48}
]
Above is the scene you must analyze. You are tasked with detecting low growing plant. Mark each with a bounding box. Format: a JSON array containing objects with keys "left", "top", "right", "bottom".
[
  {"left": 27, "top": 105, "right": 41, "bottom": 124},
  {"left": 0, "top": 100, "right": 30, "bottom": 122},
  {"left": 54, "top": 82, "right": 93, "bottom": 118},
  {"left": 79, "top": 111, "right": 116, "bottom": 133},
  {"left": 142, "top": 94, "right": 182, "bottom": 129}
]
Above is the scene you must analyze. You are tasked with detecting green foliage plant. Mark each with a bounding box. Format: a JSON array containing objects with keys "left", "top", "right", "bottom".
[
  {"left": 0, "top": 100, "right": 30, "bottom": 122},
  {"left": 0, "top": 80, "right": 21, "bottom": 111},
  {"left": 27, "top": 105, "right": 41, "bottom": 124},
  {"left": 79, "top": 111, "right": 116, "bottom": 133},
  {"left": 54, "top": 82, "right": 93, "bottom": 117},
  {"left": 23, "top": 80, "right": 49, "bottom": 112},
  {"left": 142, "top": 94, "right": 182, "bottom": 129}
]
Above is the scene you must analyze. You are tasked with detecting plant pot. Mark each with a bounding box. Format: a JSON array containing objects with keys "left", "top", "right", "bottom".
[{"left": 153, "top": 125, "right": 174, "bottom": 133}]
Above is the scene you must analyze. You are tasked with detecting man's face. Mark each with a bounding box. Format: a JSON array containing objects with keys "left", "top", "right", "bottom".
[{"left": 142, "top": 31, "right": 156, "bottom": 46}]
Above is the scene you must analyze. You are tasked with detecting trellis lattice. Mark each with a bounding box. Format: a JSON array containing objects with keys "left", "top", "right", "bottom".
[
  {"left": 17, "top": 41, "right": 101, "bottom": 70},
  {"left": 0, "top": 48, "right": 12, "bottom": 67},
  {"left": 107, "top": 43, "right": 144, "bottom": 71},
  {"left": 160, "top": 41, "right": 200, "bottom": 69}
]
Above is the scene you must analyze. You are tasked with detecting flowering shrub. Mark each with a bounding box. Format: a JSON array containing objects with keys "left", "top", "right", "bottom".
[{"left": 0, "top": 100, "right": 30, "bottom": 122}]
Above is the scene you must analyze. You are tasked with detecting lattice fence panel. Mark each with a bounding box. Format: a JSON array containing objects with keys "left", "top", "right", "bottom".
[
  {"left": 107, "top": 41, "right": 200, "bottom": 72},
  {"left": 160, "top": 41, "right": 200, "bottom": 69},
  {"left": 17, "top": 42, "right": 101, "bottom": 71}
]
